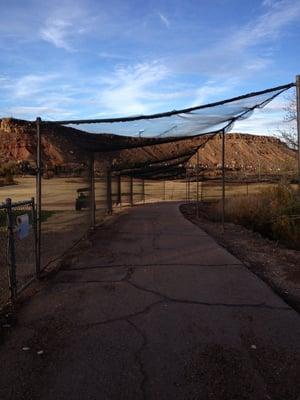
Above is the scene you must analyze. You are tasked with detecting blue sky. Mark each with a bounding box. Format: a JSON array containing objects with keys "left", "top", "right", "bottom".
[{"left": 0, "top": 0, "right": 299, "bottom": 134}]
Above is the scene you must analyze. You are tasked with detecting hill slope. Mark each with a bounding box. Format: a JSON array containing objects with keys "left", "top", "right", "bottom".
[{"left": 0, "top": 118, "right": 296, "bottom": 177}]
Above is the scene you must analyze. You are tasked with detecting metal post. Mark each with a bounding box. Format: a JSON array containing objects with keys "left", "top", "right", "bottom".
[
  {"left": 36, "top": 117, "right": 41, "bottom": 277},
  {"left": 6, "top": 198, "right": 17, "bottom": 301},
  {"left": 200, "top": 181, "right": 203, "bottom": 201},
  {"left": 89, "top": 153, "right": 96, "bottom": 227},
  {"left": 142, "top": 179, "right": 145, "bottom": 204},
  {"left": 196, "top": 149, "right": 200, "bottom": 217},
  {"left": 185, "top": 170, "right": 188, "bottom": 201},
  {"left": 31, "top": 197, "right": 38, "bottom": 277},
  {"left": 221, "top": 129, "right": 226, "bottom": 230},
  {"left": 106, "top": 167, "right": 112, "bottom": 214},
  {"left": 117, "top": 174, "right": 121, "bottom": 206},
  {"left": 130, "top": 176, "right": 134, "bottom": 206},
  {"left": 296, "top": 75, "right": 300, "bottom": 192}
]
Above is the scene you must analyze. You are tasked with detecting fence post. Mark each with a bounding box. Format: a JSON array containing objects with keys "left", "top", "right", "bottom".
[
  {"left": 36, "top": 117, "right": 42, "bottom": 277},
  {"left": 200, "top": 181, "right": 203, "bottom": 201},
  {"left": 185, "top": 170, "right": 188, "bottom": 201},
  {"left": 89, "top": 153, "right": 96, "bottom": 227},
  {"left": 130, "top": 176, "right": 134, "bottom": 206},
  {"left": 196, "top": 149, "right": 200, "bottom": 217},
  {"left": 117, "top": 174, "right": 121, "bottom": 207},
  {"left": 31, "top": 197, "right": 38, "bottom": 278},
  {"left": 6, "top": 198, "right": 17, "bottom": 301},
  {"left": 296, "top": 75, "right": 300, "bottom": 193},
  {"left": 106, "top": 167, "right": 112, "bottom": 214},
  {"left": 142, "top": 179, "right": 145, "bottom": 204},
  {"left": 221, "top": 129, "right": 226, "bottom": 231}
]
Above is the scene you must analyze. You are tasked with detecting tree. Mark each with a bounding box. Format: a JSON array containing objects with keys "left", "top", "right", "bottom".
[{"left": 278, "top": 89, "right": 298, "bottom": 149}]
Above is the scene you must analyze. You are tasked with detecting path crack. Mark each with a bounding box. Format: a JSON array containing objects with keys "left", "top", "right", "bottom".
[
  {"left": 126, "top": 280, "right": 291, "bottom": 311},
  {"left": 126, "top": 319, "right": 148, "bottom": 400},
  {"left": 81, "top": 299, "right": 165, "bottom": 329}
]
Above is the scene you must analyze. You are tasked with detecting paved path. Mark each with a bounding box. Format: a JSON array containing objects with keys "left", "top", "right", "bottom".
[{"left": 1, "top": 203, "right": 300, "bottom": 400}]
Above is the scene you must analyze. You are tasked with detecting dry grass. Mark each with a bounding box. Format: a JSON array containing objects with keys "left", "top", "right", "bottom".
[
  {"left": 217, "top": 183, "right": 300, "bottom": 249},
  {"left": 0, "top": 162, "right": 16, "bottom": 186}
]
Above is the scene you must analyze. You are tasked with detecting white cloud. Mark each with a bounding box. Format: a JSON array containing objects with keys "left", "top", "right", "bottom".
[
  {"left": 40, "top": 19, "right": 74, "bottom": 51},
  {"left": 94, "top": 61, "right": 171, "bottom": 115},
  {"left": 230, "top": 0, "right": 300, "bottom": 51},
  {"left": 158, "top": 12, "right": 170, "bottom": 28},
  {"left": 233, "top": 91, "right": 291, "bottom": 134},
  {"left": 38, "top": 2, "right": 96, "bottom": 51},
  {"left": 191, "top": 79, "right": 240, "bottom": 106},
  {"left": 7, "top": 74, "right": 57, "bottom": 99},
  {"left": 7, "top": 106, "right": 68, "bottom": 116},
  {"left": 175, "top": 0, "right": 300, "bottom": 78}
]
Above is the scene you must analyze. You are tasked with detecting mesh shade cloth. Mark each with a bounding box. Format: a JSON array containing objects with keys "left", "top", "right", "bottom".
[
  {"left": 52, "top": 83, "right": 294, "bottom": 140},
  {"left": 44, "top": 83, "right": 295, "bottom": 179}
]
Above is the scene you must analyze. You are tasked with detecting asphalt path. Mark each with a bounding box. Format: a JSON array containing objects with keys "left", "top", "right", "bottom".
[{"left": 1, "top": 202, "right": 300, "bottom": 400}]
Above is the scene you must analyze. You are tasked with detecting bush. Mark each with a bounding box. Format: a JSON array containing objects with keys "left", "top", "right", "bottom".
[
  {"left": 217, "top": 182, "right": 300, "bottom": 249},
  {"left": 0, "top": 162, "right": 16, "bottom": 185}
]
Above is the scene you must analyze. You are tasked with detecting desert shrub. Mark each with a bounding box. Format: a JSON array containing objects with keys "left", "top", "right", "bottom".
[
  {"left": 216, "top": 182, "right": 300, "bottom": 249},
  {"left": 0, "top": 162, "right": 16, "bottom": 185}
]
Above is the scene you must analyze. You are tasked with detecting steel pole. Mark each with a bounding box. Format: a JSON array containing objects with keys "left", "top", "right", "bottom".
[
  {"left": 296, "top": 75, "right": 300, "bottom": 192},
  {"left": 221, "top": 129, "right": 225, "bottom": 231},
  {"left": 31, "top": 196, "right": 38, "bottom": 279},
  {"left": 117, "top": 174, "right": 121, "bottom": 206},
  {"left": 6, "top": 198, "right": 17, "bottom": 301},
  {"left": 185, "top": 170, "right": 188, "bottom": 201},
  {"left": 89, "top": 153, "right": 96, "bottom": 227},
  {"left": 36, "top": 117, "right": 41, "bottom": 276},
  {"left": 106, "top": 167, "right": 112, "bottom": 214},
  {"left": 142, "top": 179, "right": 145, "bottom": 204},
  {"left": 130, "top": 176, "right": 133, "bottom": 206},
  {"left": 196, "top": 149, "right": 200, "bottom": 217}
]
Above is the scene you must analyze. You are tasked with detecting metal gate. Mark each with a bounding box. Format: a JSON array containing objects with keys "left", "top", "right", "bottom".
[{"left": 0, "top": 198, "right": 37, "bottom": 308}]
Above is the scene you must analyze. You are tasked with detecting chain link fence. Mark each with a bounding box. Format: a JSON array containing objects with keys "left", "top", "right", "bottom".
[
  {"left": 0, "top": 198, "right": 36, "bottom": 309},
  {"left": 0, "top": 170, "right": 295, "bottom": 310},
  {"left": 0, "top": 205, "right": 9, "bottom": 307}
]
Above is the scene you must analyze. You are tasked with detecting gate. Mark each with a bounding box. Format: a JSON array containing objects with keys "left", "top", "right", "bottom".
[{"left": 0, "top": 198, "right": 37, "bottom": 308}]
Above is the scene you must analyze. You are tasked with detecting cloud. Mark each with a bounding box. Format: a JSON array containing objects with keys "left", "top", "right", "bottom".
[
  {"left": 175, "top": 0, "right": 300, "bottom": 78},
  {"left": 6, "top": 106, "right": 69, "bottom": 117},
  {"left": 230, "top": 0, "right": 300, "bottom": 50},
  {"left": 38, "top": 1, "right": 96, "bottom": 51},
  {"left": 93, "top": 61, "right": 172, "bottom": 115},
  {"left": 40, "top": 18, "right": 74, "bottom": 51},
  {"left": 233, "top": 90, "right": 291, "bottom": 134},
  {"left": 98, "top": 52, "right": 129, "bottom": 60},
  {"left": 5, "top": 74, "right": 58, "bottom": 99},
  {"left": 190, "top": 79, "right": 240, "bottom": 106},
  {"left": 158, "top": 12, "right": 170, "bottom": 28}
]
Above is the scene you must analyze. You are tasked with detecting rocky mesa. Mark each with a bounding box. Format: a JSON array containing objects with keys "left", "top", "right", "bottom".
[{"left": 0, "top": 117, "right": 297, "bottom": 177}]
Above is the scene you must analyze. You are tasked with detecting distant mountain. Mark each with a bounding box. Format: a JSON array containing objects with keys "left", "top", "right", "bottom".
[{"left": 0, "top": 118, "right": 296, "bottom": 178}]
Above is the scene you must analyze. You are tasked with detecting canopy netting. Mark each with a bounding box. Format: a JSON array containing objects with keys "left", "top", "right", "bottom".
[
  {"left": 47, "top": 82, "right": 295, "bottom": 179},
  {"left": 53, "top": 83, "right": 294, "bottom": 139}
]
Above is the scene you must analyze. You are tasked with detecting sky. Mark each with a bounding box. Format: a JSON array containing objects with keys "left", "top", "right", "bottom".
[{"left": 0, "top": 0, "right": 299, "bottom": 135}]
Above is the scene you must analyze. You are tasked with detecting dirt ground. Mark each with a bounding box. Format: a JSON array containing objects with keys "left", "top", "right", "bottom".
[{"left": 181, "top": 202, "right": 300, "bottom": 313}]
